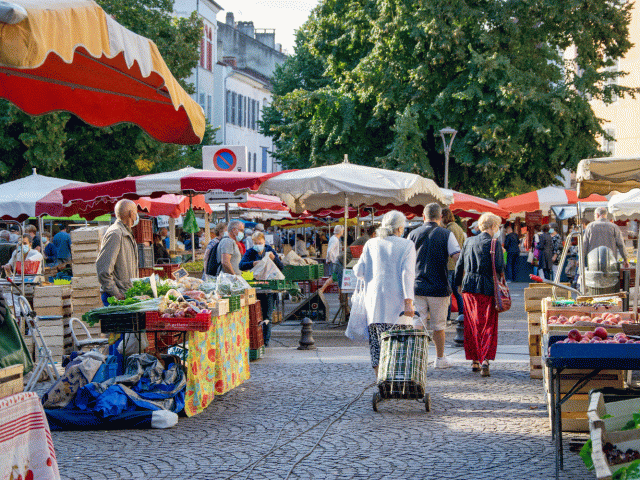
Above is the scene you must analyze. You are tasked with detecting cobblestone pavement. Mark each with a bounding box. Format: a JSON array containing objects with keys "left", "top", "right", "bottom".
[{"left": 49, "top": 282, "right": 591, "bottom": 479}]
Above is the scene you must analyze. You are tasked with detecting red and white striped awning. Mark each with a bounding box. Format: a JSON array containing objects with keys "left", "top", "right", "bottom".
[{"left": 498, "top": 187, "right": 607, "bottom": 215}]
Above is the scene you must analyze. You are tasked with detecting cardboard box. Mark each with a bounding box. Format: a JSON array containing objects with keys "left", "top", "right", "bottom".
[{"left": 211, "top": 298, "right": 229, "bottom": 317}]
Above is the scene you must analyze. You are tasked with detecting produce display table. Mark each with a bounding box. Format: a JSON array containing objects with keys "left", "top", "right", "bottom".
[
  {"left": 544, "top": 335, "right": 640, "bottom": 479},
  {"left": 183, "top": 307, "right": 250, "bottom": 416}
]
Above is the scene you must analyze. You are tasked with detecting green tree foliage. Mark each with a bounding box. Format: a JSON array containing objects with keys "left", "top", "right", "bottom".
[
  {"left": 262, "top": 0, "right": 636, "bottom": 197},
  {"left": 0, "top": 0, "right": 214, "bottom": 183}
]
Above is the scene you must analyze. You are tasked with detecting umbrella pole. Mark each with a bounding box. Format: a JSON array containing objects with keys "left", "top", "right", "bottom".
[
  {"left": 344, "top": 193, "right": 348, "bottom": 268},
  {"left": 190, "top": 196, "right": 195, "bottom": 262}
]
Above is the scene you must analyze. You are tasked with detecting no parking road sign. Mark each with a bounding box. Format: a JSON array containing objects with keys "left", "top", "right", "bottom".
[{"left": 202, "top": 145, "right": 248, "bottom": 172}]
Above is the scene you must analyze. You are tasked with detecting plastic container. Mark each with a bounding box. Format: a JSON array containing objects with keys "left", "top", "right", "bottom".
[
  {"left": 132, "top": 219, "right": 153, "bottom": 244},
  {"left": 145, "top": 311, "right": 212, "bottom": 332},
  {"left": 100, "top": 311, "right": 146, "bottom": 333},
  {"left": 15, "top": 260, "right": 40, "bottom": 275},
  {"left": 350, "top": 245, "right": 364, "bottom": 258},
  {"left": 137, "top": 245, "right": 154, "bottom": 269}
]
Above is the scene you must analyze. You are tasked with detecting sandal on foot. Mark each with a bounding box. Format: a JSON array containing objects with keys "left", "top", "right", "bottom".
[
  {"left": 472, "top": 362, "right": 480, "bottom": 372},
  {"left": 481, "top": 363, "right": 490, "bottom": 377}
]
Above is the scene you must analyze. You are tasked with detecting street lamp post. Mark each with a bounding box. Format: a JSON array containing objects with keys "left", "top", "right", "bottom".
[{"left": 439, "top": 127, "right": 457, "bottom": 189}]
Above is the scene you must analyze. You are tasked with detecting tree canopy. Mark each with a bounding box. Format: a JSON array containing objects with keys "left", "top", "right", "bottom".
[
  {"left": 261, "top": 0, "right": 636, "bottom": 198},
  {"left": 0, "top": 0, "right": 215, "bottom": 183}
]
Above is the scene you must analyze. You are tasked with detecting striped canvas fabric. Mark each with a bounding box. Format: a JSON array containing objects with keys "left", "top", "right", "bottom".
[{"left": 377, "top": 329, "right": 430, "bottom": 399}]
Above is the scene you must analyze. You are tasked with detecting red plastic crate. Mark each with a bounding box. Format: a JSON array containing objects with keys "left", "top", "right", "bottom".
[
  {"left": 145, "top": 311, "right": 212, "bottom": 331},
  {"left": 154, "top": 263, "right": 181, "bottom": 279},
  {"left": 249, "top": 302, "right": 263, "bottom": 325},
  {"left": 147, "top": 331, "right": 183, "bottom": 354},
  {"left": 350, "top": 245, "right": 364, "bottom": 258},
  {"left": 138, "top": 268, "right": 154, "bottom": 278},
  {"left": 15, "top": 260, "right": 40, "bottom": 275},
  {"left": 132, "top": 218, "right": 153, "bottom": 244}
]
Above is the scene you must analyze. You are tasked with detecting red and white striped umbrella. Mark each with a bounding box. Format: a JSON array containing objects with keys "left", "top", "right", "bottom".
[
  {"left": 60, "top": 167, "right": 287, "bottom": 205},
  {"left": 498, "top": 186, "right": 607, "bottom": 215},
  {"left": 442, "top": 189, "right": 509, "bottom": 220}
]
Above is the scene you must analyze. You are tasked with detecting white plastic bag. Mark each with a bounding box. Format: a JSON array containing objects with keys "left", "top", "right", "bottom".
[
  {"left": 252, "top": 257, "right": 285, "bottom": 280},
  {"left": 345, "top": 278, "right": 368, "bottom": 340}
]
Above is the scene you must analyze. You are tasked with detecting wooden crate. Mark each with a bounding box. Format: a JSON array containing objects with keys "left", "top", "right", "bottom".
[
  {"left": 72, "top": 250, "right": 99, "bottom": 264},
  {"left": 525, "top": 283, "right": 572, "bottom": 300},
  {"left": 36, "top": 305, "right": 73, "bottom": 317},
  {"left": 528, "top": 312, "right": 542, "bottom": 336},
  {"left": 0, "top": 364, "right": 23, "bottom": 398},
  {"left": 530, "top": 355, "right": 543, "bottom": 379},
  {"left": 72, "top": 263, "right": 97, "bottom": 277},
  {"left": 547, "top": 392, "right": 591, "bottom": 432},
  {"left": 72, "top": 276, "right": 100, "bottom": 289},
  {"left": 70, "top": 226, "right": 107, "bottom": 244},
  {"left": 528, "top": 334, "right": 541, "bottom": 356},
  {"left": 72, "top": 288, "right": 101, "bottom": 298},
  {"left": 34, "top": 285, "right": 72, "bottom": 297},
  {"left": 71, "top": 242, "right": 100, "bottom": 254},
  {"left": 33, "top": 295, "right": 72, "bottom": 308},
  {"left": 245, "top": 288, "right": 257, "bottom": 305},
  {"left": 544, "top": 368, "right": 626, "bottom": 395}
]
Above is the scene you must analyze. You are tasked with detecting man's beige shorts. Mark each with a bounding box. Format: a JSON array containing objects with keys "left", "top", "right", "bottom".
[{"left": 414, "top": 296, "right": 450, "bottom": 332}]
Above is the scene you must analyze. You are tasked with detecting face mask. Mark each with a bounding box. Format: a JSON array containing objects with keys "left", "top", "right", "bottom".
[
  {"left": 493, "top": 231, "right": 501, "bottom": 239},
  {"left": 471, "top": 228, "right": 479, "bottom": 235},
  {"left": 549, "top": 228, "right": 555, "bottom": 234},
  {"left": 22, "top": 245, "right": 29, "bottom": 254},
  {"left": 132, "top": 214, "right": 139, "bottom": 227},
  {"left": 236, "top": 231, "right": 244, "bottom": 241},
  {"left": 223, "top": 231, "right": 229, "bottom": 237},
  {"left": 254, "top": 244, "right": 265, "bottom": 253}
]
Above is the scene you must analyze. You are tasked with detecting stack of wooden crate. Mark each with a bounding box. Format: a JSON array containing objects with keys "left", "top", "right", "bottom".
[
  {"left": 70, "top": 226, "right": 106, "bottom": 332},
  {"left": 540, "top": 295, "right": 626, "bottom": 433},
  {"left": 524, "top": 283, "right": 570, "bottom": 379},
  {"left": 33, "top": 285, "right": 72, "bottom": 363}
]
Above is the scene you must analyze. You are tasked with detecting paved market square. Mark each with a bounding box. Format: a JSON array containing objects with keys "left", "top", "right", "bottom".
[{"left": 49, "top": 283, "right": 589, "bottom": 480}]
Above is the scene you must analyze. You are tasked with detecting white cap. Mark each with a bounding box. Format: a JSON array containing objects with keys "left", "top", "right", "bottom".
[{"left": 255, "top": 223, "right": 265, "bottom": 231}]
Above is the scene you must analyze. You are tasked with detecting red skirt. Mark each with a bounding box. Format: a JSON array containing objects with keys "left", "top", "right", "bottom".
[{"left": 462, "top": 293, "right": 498, "bottom": 363}]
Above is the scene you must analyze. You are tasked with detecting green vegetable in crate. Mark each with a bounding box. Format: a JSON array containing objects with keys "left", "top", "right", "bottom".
[
  {"left": 126, "top": 279, "right": 172, "bottom": 298},
  {"left": 82, "top": 298, "right": 163, "bottom": 326}
]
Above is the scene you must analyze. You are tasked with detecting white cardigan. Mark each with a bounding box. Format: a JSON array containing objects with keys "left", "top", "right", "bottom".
[{"left": 353, "top": 236, "right": 416, "bottom": 326}]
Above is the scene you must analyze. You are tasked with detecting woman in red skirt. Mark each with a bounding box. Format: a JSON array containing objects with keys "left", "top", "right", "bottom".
[{"left": 454, "top": 213, "right": 504, "bottom": 377}]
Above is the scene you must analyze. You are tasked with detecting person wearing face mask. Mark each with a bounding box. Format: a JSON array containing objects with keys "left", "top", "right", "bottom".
[
  {"left": 353, "top": 210, "right": 417, "bottom": 377},
  {"left": 42, "top": 232, "right": 58, "bottom": 267},
  {"left": 3, "top": 234, "right": 44, "bottom": 276},
  {"left": 240, "top": 231, "right": 284, "bottom": 346},
  {"left": 455, "top": 213, "right": 505, "bottom": 377},
  {"left": 53, "top": 224, "right": 72, "bottom": 265},
  {"left": 96, "top": 199, "right": 139, "bottom": 305},
  {"left": 469, "top": 221, "right": 480, "bottom": 236},
  {"left": 217, "top": 220, "right": 244, "bottom": 275}
]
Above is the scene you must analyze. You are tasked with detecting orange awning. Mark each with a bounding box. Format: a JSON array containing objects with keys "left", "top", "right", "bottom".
[{"left": 0, "top": 0, "right": 205, "bottom": 145}]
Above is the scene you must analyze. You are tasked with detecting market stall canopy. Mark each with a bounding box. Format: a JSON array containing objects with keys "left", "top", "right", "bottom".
[
  {"left": 270, "top": 218, "right": 328, "bottom": 229},
  {"left": 0, "top": 170, "right": 87, "bottom": 220},
  {"left": 497, "top": 186, "right": 607, "bottom": 216},
  {"left": 608, "top": 189, "right": 640, "bottom": 220},
  {"left": 577, "top": 157, "right": 640, "bottom": 198},
  {"left": 60, "top": 167, "right": 286, "bottom": 205},
  {"left": 256, "top": 161, "right": 447, "bottom": 214},
  {"left": 441, "top": 189, "right": 509, "bottom": 220},
  {"left": 136, "top": 194, "right": 211, "bottom": 219},
  {"left": 237, "top": 194, "right": 288, "bottom": 211},
  {"left": 0, "top": 0, "right": 204, "bottom": 145},
  {"left": 550, "top": 202, "right": 608, "bottom": 221}
]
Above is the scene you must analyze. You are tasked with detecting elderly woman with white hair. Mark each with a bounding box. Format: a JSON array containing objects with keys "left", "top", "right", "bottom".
[
  {"left": 454, "top": 212, "right": 505, "bottom": 377},
  {"left": 353, "top": 210, "right": 417, "bottom": 375}
]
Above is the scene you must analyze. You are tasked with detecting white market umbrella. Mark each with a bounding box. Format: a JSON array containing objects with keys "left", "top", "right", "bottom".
[
  {"left": 0, "top": 169, "right": 83, "bottom": 220},
  {"left": 608, "top": 189, "right": 640, "bottom": 220},
  {"left": 577, "top": 156, "right": 640, "bottom": 199},
  {"left": 257, "top": 158, "right": 447, "bottom": 266}
]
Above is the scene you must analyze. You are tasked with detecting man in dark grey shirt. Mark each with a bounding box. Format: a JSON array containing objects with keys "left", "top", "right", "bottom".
[{"left": 583, "top": 207, "right": 629, "bottom": 268}]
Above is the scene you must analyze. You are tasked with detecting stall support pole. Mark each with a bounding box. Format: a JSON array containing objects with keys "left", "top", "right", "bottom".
[
  {"left": 343, "top": 193, "right": 348, "bottom": 268},
  {"left": 169, "top": 217, "right": 176, "bottom": 252},
  {"left": 204, "top": 213, "right": 211, "bottom": 246},
  {"left": 577, "top": 202, "right": 585, "bottom": 295},
  {"left": 635, "top": 252, "right": 639, "bottom": 318},
  {"left": 225, "top": 203, "right": 230, "bottom": 223}
]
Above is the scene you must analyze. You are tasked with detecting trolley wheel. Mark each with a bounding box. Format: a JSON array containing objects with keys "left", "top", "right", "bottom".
[
  {"left": 424, "top": 393, "right": 431, "bottom": 412},
  {"left": 372, "top": 391, "right": 381, "bottom": 412}
]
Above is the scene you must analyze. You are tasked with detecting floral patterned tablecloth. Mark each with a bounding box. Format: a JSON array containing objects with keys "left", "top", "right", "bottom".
[{"left": 184, "top": 307, "right": 250, "bottom": 416}]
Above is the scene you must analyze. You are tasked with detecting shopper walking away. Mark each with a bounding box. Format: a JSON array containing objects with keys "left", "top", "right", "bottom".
[
  {"left": 318, "top": 225, "right": 344, "bottom": 304},
  {"left": 408, "top": 204, "right": 461, "bottom": 369},
  {"left": 53, "top": 224, "right": 72, "bottom": 265},
  {"left": 442, "top": 208, "right": 466, "bottom": 321},
  {"left": 218, "top": 220, "right": 244, "bottom": 275},
  {"left": 538, "top": 225, "right": 554, "bottom": 281},
  {"left": 203, "top": 222, "right": 227, "bottom": 277},
  {"left": 96, "top": 200, "right": 139, "bottom": 306},
  {"left": 503, "top": 223, "right": 520, "bottom": 282},
  {"left": 240, "top": 231, "right": 284, "bottom": 347},
  {"left": 353, "top": 211, "right": 416, "bottom": 377},
  {"left": 454, "top": 213, "right": 505, "bottom": 377}
]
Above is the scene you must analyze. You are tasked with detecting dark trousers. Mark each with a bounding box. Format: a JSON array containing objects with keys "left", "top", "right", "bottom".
[
  {"left": 506, "top": 252, "right": 519, "bottom": 282},
  {"left": 448, "top": 270, "right": 464, "bottom": 319},
  {"left": 258, "top": 293, "right": 275, "bottom": 346}
]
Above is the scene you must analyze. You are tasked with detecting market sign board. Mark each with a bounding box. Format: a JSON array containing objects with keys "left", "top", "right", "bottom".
[
  {"left": 341, "top": 268, "right": 357, "bottom": 292},
  {"left": 202, "top": 145, "right": 248, "bottom": 172},
  {"left": 204, "top": 190, "right": 248, "bottom": 204}
]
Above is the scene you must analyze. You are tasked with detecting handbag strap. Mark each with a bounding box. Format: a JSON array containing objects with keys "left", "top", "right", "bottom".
[{"left": 490, "top": 238, "right": 499, "bottom": 289}]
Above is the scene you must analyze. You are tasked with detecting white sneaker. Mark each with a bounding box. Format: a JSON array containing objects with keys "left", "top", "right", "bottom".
[{"left": 434, "top": 356, "right": 450, "bottom": 369}]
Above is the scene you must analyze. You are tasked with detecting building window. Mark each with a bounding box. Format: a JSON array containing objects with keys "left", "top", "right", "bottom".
[
  {"left": 199, "top": 93, "right": 205, "bottom": 110},
  {"left": 226, "top": 91, "right": 231, "bottom": 123},
  {"left": 207, "top": 95, "right": 212, "bottom": 122},
  {"left": 603, "top": 128, "right": 616, "bottom": 156},
  {"left": 231, "top": 92, "right": 237, "bottom": 125},
  {"left": 244, "top": 97, "right": 248, "bottom": 127},
  {"left": 238, "top": 94, "right": 243, "bottom": 127},
  {"left": 206, "top": 27, "right": 213, "bottom": 72},
  {"left": 200, "top": 30, "right": 205, "bottom": 68},
  {"left": 253, "top": 153, "right": 257, "bottom": 172}
]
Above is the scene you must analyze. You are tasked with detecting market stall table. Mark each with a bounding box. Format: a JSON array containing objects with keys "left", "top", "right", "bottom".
[{"left": 544, "top": 335, "right": 640, "bottom": 480}]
